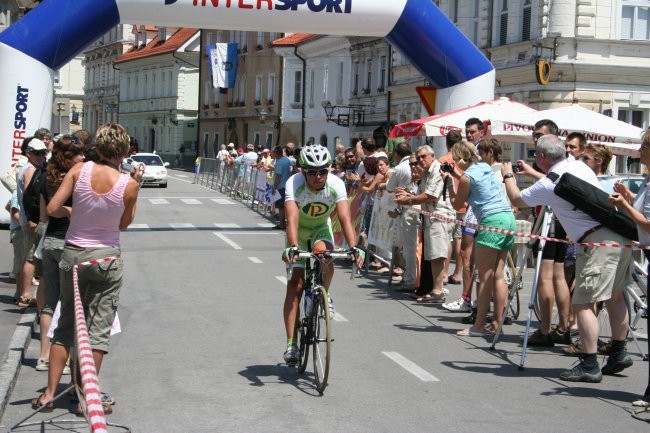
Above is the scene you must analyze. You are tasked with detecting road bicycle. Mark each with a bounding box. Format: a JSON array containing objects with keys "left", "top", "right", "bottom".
[{"left": 286, "top": 247, "right": 356, "bottom": 394}]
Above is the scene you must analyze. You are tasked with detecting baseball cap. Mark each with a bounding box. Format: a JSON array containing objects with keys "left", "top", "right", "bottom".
[
  {"left": 27, "top": 138, "right": 47, "bottom": 152},
  {"left": 237, "top": 148, "right": 244, "bottom": 154},
  {"left": 227, "top": 143, "right": 235, "bottom": 148},
  {"left": 262, "top": 148, "right": 270, "bottom": 154}
]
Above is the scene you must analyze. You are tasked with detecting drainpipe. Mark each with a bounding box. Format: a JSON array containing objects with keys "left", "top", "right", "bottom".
[
  {"left": 294, "top": 45, "right": 306, "bottom": 146},
  {"left": 276, "top": 57, "right": 283, "bottom": 147},
  {"left": 196, "top": 29, "right": 204, "bottom": 155}
]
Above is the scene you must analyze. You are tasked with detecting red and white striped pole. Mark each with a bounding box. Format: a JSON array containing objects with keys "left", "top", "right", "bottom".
[{"left": 72, "top": 256, "right": 120, "bottom": 433}]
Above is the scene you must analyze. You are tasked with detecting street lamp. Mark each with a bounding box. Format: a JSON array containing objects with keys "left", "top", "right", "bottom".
[{"left": 56, "top": 102, "right": 65, "bottom": 133}]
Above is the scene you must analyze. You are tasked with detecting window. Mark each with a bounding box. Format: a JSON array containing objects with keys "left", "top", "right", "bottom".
[
  {"left": 204, "top": 81, "right": 212, "bottom": 107},
  {"left": 309, "top": 69, "right": 315, "bottom": 105},
  {"left": 53, "top": 70, "right": 60, "bottom": 88},
  {"left": 213, "top": 133, "right": 219, "bottom": 158},
  {"left": 255, "top": 75, "right": 262, "bottom": 104},
  {"left": 238, "top": 75, "right": 247, "bottom": 105},
  {"left": 266, "top": 132, "right": 273, "bottom": 148},
  {"left": 206, "top": 31, "right": 212, "bottom": 47},
  {"left": 254, "top": 131, "right": 260, "bottom": 146},
  {"left": 621, "top": 1, "right": 650, "bottom": 40},
  {"left": 267, "top": 74, "right": 276, "bottom": 103},
  {"left": 323, "top": 65, "right": 328, "bottom": 100},
  {"left": 126, "top": 77, "right": 131, "bottom": 101},
  {"left": 256, "top": 32, "right": 264, "bottom": 48},
  {"left": 366, "top": 59, "right": 372, "bottom": 92},
  {"left": 379, "top": 56, "right": 386, "bottom": 91},
  {"left": 618, "top": 108, "right": 646, "bottom": 128},
  {"left": 336, "top": 62, "right": 343, "bottom": 100},
  {"left": 216, "top": 31, "right": 223, "bottom": 43},
  {"left": 522, "top": 0, "right": 532, "bottom": 41},
  {"left": 353, "top": 61, "right": 359, "bottom": 95},
  {"left": 499, "top": 0, "right": 508, "bottom": 45},
  {"left": 293, "top": 70, "right": 302, "bottom": 104}
]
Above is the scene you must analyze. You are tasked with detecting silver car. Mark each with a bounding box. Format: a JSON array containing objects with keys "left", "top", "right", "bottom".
[{"left": 126, "top": 153, "right": 170, "bottom": 188}]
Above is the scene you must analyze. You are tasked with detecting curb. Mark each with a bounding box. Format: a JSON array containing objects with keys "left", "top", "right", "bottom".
[{"left": 0, "top": 309, "right": 36, "bottom": 421}]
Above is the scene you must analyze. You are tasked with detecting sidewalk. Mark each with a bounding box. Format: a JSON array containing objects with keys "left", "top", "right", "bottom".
[{"left": 0, "top": 239, "right": 37, "bottom": 422}]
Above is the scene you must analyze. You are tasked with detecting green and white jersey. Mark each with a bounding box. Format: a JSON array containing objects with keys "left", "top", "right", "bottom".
[{"left": 285, "top": 172, "right": 348, "bottom": 230}]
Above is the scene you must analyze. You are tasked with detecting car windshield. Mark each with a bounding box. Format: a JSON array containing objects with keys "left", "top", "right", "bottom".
[{"left": 131, "top": 155, "right": 164, "bottom": 166}]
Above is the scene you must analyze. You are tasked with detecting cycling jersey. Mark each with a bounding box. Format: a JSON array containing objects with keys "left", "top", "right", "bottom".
[{"left": 285, "top": 173, "right": 348, "bottom": 230}]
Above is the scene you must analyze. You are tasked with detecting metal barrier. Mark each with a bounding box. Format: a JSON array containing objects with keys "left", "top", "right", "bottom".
[{"left": 194, "top": 158, "right": 273, "bottom": 216}]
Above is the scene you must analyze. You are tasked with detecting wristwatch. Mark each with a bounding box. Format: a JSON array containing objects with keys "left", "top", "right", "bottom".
[{"left": 502, "top": 173, "right": 515, "bottom": 183}]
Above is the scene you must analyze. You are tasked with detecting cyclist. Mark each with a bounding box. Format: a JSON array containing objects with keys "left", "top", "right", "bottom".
[{"left": 281, "top": 144, "right": 364, "bottom": 365}]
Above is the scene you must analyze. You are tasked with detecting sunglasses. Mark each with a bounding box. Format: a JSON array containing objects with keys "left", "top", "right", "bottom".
[
  {"left": 532, "top": 132, "right": 544, "bottom": 140},
  {"left": 409, "top": 162, "right": 418, "bottom": 167},
  {"left": 345, "top": 154, "right": 356, "bottom": 159},
  {"left": 305, "top": 168, "right": 328, "bottom": 176}
]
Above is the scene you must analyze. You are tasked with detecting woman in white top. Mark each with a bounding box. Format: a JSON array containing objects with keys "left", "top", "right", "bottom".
[{"left": 609, "top": 131, "right": 650, "bottom": 405}]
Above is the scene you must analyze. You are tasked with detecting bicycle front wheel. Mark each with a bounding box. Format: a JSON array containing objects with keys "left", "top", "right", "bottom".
[
  {"left": 504, "top": 253, "right": 520, "bottom": 320},
  {"left": 297, "top": 293, "right": 310, "bottom": 374},
  {"left": 312, "top": 290, "right": 331, "bottom": 394}
]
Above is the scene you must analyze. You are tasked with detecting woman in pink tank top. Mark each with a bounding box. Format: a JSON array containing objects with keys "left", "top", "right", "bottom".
[{"left": 33, "top": 124, "right": 144, "bottom": 413}]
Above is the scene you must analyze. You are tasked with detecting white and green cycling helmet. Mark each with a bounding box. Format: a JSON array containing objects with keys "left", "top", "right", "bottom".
[{"left": 299, "top": 144, "right": 332, "bottom": 168}]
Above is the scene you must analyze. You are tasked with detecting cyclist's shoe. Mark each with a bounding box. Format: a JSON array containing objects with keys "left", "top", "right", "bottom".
[
  {"left": 559, "top": 357, "right": 602, "bottom": 383},
  {"left": 551, "top": 326, "right": 572, "bottom": 345},
  {"left": 525, "top": 329, "right": 554, "bottom": 347},
  {"left": 601, "top": 351, "right": 633, "bottom": 375},
  {"left": 283, "top": 344, "right": 299, "bottom": 366},
  {"left": 442, "top": 298, "right": 471, "bottom": 312},
  {"left": 328, "top": 297, "right": 336, "bottom": 320}
]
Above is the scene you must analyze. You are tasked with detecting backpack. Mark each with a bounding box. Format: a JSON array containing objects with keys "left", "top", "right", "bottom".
[
  {"left": 23, "top": 164, "right": 47, "bottom": 224},
  {"left": 548, "top": 172, "right": 638, "bottom": 241}
]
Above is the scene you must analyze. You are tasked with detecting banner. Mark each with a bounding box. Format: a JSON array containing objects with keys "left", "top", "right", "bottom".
[{"left": 207, "top": 43, "right": 238, "bottom": 89}]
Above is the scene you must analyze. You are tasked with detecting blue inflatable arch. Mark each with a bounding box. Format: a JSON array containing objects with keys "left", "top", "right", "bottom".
[{"left": 0, "top": 0, "right": 494, "bottom": 220}]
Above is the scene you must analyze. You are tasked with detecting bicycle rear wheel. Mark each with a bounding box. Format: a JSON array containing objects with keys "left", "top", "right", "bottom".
[
  {"left": 312, "top": 290, "right": 331, "bottom": 394},
  {"left": 504, "top": 253, "right": 520, "bottom": 320}
]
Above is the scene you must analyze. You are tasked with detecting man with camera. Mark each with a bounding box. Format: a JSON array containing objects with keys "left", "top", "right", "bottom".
[{"left": 395, "top": 145, "right": 454, "bottom": 303}]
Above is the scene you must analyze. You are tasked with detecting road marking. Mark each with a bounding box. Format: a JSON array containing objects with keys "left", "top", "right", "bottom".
[
  {"left": 169, "top": 223, "right": 196, "bottom": 230},
  {"left": 258, "top": 223, "right": 275, "bottom": 227},
  {"left": 181, "top": 198, "right": 202, "bottom": 205},
  {"left": 128, "top": 223, "right": 150, "bottom": 230},
  {"left": 248, "top": 257, "right": 262, "bottom": 263},
  {"left": 212, "top": 198, "right": 234, "bottom": 205},
  {"left": 213, "top": 232, "right": 242, "bottom": 250},
  {"left": 214, "top": 223, "right": 241, "bottom": 228},
  {"left": 175, "top": 174, "right": 189, "bottom": 178},
  {"left": 332, "top": 312, "right": 348, "bottom": 322},
  {"left": 275, "top": 276, "right": 287, "bottom": 285},
  {"left": 382, "top": 351, "right": 440, "bottom": 382},
  {"left": 149, "top": 198, "right": 169, "bottom": 205}
]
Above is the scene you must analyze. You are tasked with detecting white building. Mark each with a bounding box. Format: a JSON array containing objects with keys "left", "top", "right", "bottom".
[
  {"left": 115, "top": 26, "right": 200, "bottom": 164},
  {"left": 83, "top": 24, "right": 135, "bottom": 134}
]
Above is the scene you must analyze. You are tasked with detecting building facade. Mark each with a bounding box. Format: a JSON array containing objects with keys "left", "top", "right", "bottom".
[
  {"left": 198, "top": 30, "right": 283, "bottom": 157},
  {"left": 115, "top": 26, "right": 200, "bottom": 164}
]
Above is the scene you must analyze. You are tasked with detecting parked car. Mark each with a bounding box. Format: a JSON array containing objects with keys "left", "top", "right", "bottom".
[
  {"left": 598, "top": 174, "right": 645, "bottom": 194},
  {"left": 124, "top": 153, "right": 169, "bottom": 188}
]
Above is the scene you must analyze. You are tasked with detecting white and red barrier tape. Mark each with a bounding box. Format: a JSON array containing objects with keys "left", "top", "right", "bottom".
[
  {"left": 414, "top": 207, "right": 650, "bottom": 250},
  {"left": 73, "top": 255, "right": 120, "bottom": 433}
]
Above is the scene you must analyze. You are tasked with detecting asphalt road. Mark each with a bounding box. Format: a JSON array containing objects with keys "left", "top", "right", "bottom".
[{"left": 0, "top": 168, "right": 648, "bottom": 432}]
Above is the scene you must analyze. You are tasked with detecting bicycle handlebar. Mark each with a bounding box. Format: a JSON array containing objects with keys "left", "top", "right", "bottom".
[{"left": 285, "top": 249, "right": 359, "bottom": 280}]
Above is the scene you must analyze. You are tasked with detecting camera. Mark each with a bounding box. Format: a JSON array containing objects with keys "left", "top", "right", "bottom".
[
  {"left": 440, "top": 162, "right": 454, "bottom": 173},
  {"left": 121, "top": 160, "right": 143, "bottom": 174},
  {"left": 512, "top": 163, "right": 523, "bottom": 173}
]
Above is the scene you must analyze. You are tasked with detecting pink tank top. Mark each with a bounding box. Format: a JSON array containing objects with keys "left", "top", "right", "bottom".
[{"left": 66, "top": 161, "right": 130, "bottom": 248}]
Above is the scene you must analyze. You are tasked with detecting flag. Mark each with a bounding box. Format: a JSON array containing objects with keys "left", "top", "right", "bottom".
[{"left": 207, "top": 43, "right": 238, "bottom": 89}]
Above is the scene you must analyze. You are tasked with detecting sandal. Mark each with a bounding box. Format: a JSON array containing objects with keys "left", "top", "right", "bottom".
[
  {"left": 31, "top": 394, "right": 54, "bottom": 412},
  {"left": 416, "top": 293, "right": 445, "bottom": 304},
  {"left": 447, "top": 276, "right": 462, "bottom": 285},
  {"left": 17, "top": 296, "right": 33, "bottom": 308}
]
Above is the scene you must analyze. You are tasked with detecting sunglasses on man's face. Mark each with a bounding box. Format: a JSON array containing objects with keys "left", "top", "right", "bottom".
[
  {"left": 409, "top": 162, "right": 418, "bottom": 167},
  {"left": 532, "top": 132, "right": 544, "bottom": 140},
  {"left": 305, "top": 168, "right": 328, "bottom": 177}
]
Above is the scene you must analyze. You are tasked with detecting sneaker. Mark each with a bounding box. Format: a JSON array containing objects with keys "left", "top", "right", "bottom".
[
  {"left": 35, "top": 359, "right": 49, "bottom": 371},
  {"left": 462, "top": 309, "right": 477, "bottom": 324},
  {"left": 551, "top": 326, "right": 572, "bottom": 345},
  {"left": 526, "top": 329, "right": 554, "bottom": 347},
  {"left": 563, "top": 341, "right": 584, "bottom": 356},
  {"left": 283, "top": 344, "right": 299, "bottom": 366},
  {"left": 601, "top": 351, "right": 633, "bottom": 375},
  {"left": 328, "top": 297, "right": 336, "bottom": 320},
  {"left": 62, "top": 364, "right": 71, "bottom": 375},
  {"left": 442, "top": 298, "right": 471, "bottom": 313},
  {"left": 559, "top": 358, "right": 602, "bottom": 383}
]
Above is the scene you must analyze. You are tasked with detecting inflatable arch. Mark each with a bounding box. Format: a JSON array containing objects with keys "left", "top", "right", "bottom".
[{"left": 0, "top": 0, "right": 494, "bottom": 221}]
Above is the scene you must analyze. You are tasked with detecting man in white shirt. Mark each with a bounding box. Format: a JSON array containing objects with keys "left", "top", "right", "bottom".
[{"left": 502, "top": 134, "right": 633, "bottom": 383}]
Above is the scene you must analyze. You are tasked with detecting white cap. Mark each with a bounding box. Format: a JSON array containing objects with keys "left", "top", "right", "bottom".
[{"left": 27, "top": 138, "right": 47, "bottom": 152}]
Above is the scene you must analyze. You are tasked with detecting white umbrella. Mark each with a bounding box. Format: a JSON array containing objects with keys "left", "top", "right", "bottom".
[
  {"left": 490, "top": 104, "right": 645, "bottom": 157},
  {"left": 389, "top": 97, "right": 536, "bottom": 139}
]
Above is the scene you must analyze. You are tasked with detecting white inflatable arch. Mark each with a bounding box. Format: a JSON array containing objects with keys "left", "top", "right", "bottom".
[{"left": 0, "top": 0, "right": 494, "bottom": 221}]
